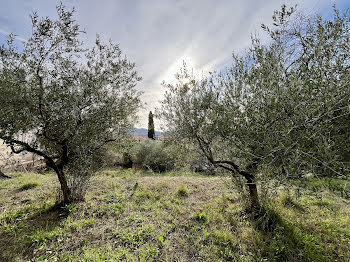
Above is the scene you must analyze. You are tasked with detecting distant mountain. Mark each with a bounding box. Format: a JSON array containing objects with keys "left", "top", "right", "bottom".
[{"left": 133, "top": 128, "right": 163, "bottom": 137}]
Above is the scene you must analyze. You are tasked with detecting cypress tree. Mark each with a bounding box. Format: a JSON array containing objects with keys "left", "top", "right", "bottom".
[{"left": 148, "top": 111, "right": 155, "bottom": 140}]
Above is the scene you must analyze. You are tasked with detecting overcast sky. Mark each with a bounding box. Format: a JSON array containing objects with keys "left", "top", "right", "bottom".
[{"left": 0, "top": 0, "right": 348, "bottom": 128}]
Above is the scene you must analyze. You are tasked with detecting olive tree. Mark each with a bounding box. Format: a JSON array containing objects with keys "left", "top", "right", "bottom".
[
  {"left": 0, "top": 4, "right": 142, "bottom": 203},
  {"left": 159, "top": 6, "right": 349, "bottom": 210}
]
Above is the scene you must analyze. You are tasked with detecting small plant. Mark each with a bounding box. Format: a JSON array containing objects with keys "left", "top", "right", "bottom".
[
  {"left": 310, "top": 199, "right": 333, "bottom": 208},
  {"left": 193, "top": 212, "right": 207, "bottom": 223},
  {"left": 20, "top": 182, "right": 40, "bottom": 191},
  {"left": 157, "top": 235, "right": 167, "bottom": 246},
  {"left": 176, "top": 185, "right": 189, "bottom": 197},
  {"left": 117, "top": 225, "right": 155, "bottom": 248},
  {"left": 63, "top": 203, "right": 77, "bottom": 213},
  {"left": 26, "top": 227, "right": 61, "bottom": 249}
]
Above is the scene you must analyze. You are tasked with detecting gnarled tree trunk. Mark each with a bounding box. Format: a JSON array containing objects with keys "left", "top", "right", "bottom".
[
  {"left": 56, "top": 168, "right": 72, "bottom": 204},
  {"left": 46, "top": 159, "right": 72, "bottom": 204},
  {"left": 213, "top": 160, "right": 260, "bottom": 210}
]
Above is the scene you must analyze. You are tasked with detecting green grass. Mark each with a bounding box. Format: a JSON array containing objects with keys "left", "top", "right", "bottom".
[
  {"left": 19, "top": 182, "right": 40, "bottom": 191},
  {"left": 293, "top": 176, "right": 350, "bottom": 199},
  {"left": 0, "top": 169, "right": 349, "bottom": 261}
]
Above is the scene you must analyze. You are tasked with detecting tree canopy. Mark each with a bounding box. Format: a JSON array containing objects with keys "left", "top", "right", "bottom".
[
  {"left": 0, "top": 4, "right": 142, "bottom": 203},
  {"left": 159, "top": 6, "right": 350, "bottom": 209}
]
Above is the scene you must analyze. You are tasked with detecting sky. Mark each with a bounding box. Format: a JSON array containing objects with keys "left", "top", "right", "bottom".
[{"left": 0, "top": 0, "right": 348, "bottom": 129}]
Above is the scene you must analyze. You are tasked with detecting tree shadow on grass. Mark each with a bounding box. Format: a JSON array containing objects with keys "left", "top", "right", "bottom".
[
  {"left": 252, "top": 204, "right": 328, "bottom": 262},
  {"left": 0, "top": 203, "right": 69, "bottom": 261}
]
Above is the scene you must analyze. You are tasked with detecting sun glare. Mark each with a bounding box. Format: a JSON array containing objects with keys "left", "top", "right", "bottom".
[{"left": 161, "top": 55, "right": 195, "bottom": 84}]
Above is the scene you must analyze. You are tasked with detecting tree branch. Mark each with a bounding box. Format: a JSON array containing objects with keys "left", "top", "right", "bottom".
[{"left": 1, "top": 135, "right": 57, "bottom": 170}]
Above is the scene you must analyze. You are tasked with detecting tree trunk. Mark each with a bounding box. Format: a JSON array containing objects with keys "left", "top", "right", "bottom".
[
  {"left": 245, "top": 176, "right": 260, "bottom": 210},
  {"left": 56, "top": 168, "right": 72, "bottom": 204},
  {"left": 210, "top": 159, "right": 260, "bottom": 211}
]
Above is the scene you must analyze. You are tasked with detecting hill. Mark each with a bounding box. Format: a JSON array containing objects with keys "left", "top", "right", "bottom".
[
  {"left": 0, "top": 171, "right": 349, "bottom": 261},
  {"left": 134, "top": 128, "right": 163, "bottom": 137}
]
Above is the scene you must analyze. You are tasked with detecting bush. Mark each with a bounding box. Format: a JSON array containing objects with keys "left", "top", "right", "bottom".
[
  {"left": 132, "top": 139, "right": 216, "bottom": 174},
  {"left": 176, "top": 185, "right": 189, "bottom": 197},
  {"left": 122, "top": 153, "right": 133, "bottom": 168},
  {"left": 189, "top": 156, "right": 216, "bottom": 175},
  {"left": 135, "top": 140, "right": 176, "bottom": 173}
]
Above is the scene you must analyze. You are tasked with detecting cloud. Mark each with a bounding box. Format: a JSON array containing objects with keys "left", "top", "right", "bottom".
[
  {"left": 0, "top": 0, "right": 347, "bottom": 128},
  {"left": 0, "top": 27, "right": 26, "bottom": 42}
]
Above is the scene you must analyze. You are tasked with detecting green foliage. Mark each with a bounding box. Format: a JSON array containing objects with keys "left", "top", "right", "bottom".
[
  {"left": 135, "top": 140, "right": 176, "bottom": 172},
  {"left": 115, "top": 225, "right": 156, "bottom": 248},
  {"left": 0, "top": 4, "right": 142, "bottom": 202},
  {"left": 280, "top": 194, "right": 305, "bottom": 212},
  {"left": 122, "top": 152, "right": 133, "bottom": 168},
  {"left": 176, "top": 185, "right": 189, "bottom": 197},
  {"left": 76, "top": 247, "right": 134, "bottom": 261},
  {"left": 148, "top": 111, "right": 155, "bottom": 140},
  {"left": 193, "top": 212, "right": 207, "bottom": 223},
  {"left": 256, "top": 202, "right": 331, "bottom": 262},
  {"left": 63, "top": 203, "right": 77, "bottom": 213},
  {"left": 296, "top": 177, "right": 350, "bottom": 199},
  {"left": 138, "top": 243, "right": 161, "bottom": 261},
  {"left": 25, "top": 227, "right": 62, "bottom": 249},
  {"left": 159, "top": 6, "right": 350, "bottom": 208},
  {"left": 20, "top": 182, "right": 40, "bottom": 191}
]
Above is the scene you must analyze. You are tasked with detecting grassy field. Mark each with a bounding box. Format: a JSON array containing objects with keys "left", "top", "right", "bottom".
[{"left": 0, "top": 170, "right": 349, "bottom": 261}]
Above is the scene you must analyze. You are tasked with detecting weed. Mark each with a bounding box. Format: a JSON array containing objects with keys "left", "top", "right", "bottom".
[
  {"left": 20, "top": 182, "right": 40, "bottom": 191},
  {"left": 193, "top": 212, "right": 207, "bottom": 223},
  {"left": 25, "top": 227, "right": 62, "bottom": 249},
  {"left": 63, "top": 203, "right": 77, "bottom": 213},
  {"left": 310, "top": 199, "right": 332, "bottom": 208},
  {"left": 157, "top": 235, "right": 167, "bottom": 246},
  {"left": 0, "top": 171, "right": 349, "bottom": 261},
  {"left": 116, "top": 225, "right": 156, "bottom": 248},
  {"left": 78, "top": 246, "right": 135, "bottom": 261},
  {"left": 138, "top": 243, "right": 161, "bottom": 261},
  {"left": 176, "top": 185, "right": 189, "bottom": 197}
]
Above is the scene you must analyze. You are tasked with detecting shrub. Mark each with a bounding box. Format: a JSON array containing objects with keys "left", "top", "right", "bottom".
[
  {"left": 135, "top": 140, "right": 176, "bottom": 172},
  {"left": 176, "top": 185, "right": 189, "bottom": 197},
  {"left": 122, "top": 153, "right": 133, "bottom": 168}
]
